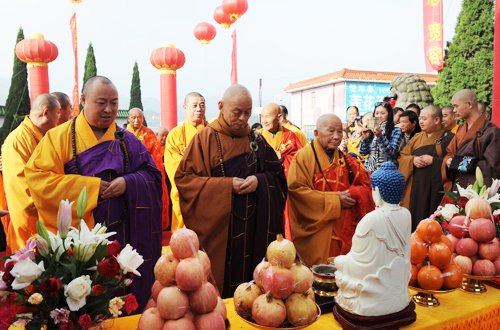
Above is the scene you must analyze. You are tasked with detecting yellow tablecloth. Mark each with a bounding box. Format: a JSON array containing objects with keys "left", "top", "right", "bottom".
[{"left": 107, "top": 284, "right": 500, "bottom": 330}]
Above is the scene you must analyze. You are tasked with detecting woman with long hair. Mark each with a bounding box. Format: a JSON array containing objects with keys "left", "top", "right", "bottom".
[{"left": 359, "top": 102, "right": 403, "bottom": 172}]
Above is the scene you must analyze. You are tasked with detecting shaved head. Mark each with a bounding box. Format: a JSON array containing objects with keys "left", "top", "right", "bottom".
[
  {"left": 156, "top": 126, "right": 169, "bottom": 147},
  {"left": 218, "top": 84, "right": 252, "bottom": 130},
  {"left": 261, "top": 103, "right": 281, "bottom": 132},
  {"left": 82, "top": 76, "right": 115, "bottom": 97},
  {"left": 30, "top": 94, "right": 61, "bottom": 135},
  {"left": 184, "top": 92, "right": 204, "bottom": 105},
  {"left": 441, "top": 106, "right": 454, "bottom": 115},
  {"left": 451, "top": 89, "right": 480, "bottom": 122},
  {"left": 422, "top": 105, "right": 442, "bottom": 121},
  {"left": 128, "top": 108, "right": 144, "bottom": 130},
  {"left": 315, "top": 114, "right": 343, "bottom": 151},
  {"left": 51, "top": 92, "right": 72, "bottom": 125}
]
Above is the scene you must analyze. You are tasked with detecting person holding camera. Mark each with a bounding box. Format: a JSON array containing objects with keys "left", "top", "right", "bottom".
[{"left": 359, "top": 102, "right": 403, "bottom": 173}]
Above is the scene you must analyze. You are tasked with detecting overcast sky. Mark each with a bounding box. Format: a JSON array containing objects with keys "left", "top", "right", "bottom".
[{"left": 0, "top": 0, "right": 463, "bottom": 126}]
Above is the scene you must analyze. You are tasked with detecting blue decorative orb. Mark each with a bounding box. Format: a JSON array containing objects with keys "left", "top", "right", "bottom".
[{"left": 371, "top": 162, "right": 405, "bottom": 204}]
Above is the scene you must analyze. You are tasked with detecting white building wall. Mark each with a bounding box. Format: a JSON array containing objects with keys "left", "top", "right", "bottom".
[{"left": 289, "top": 92, "right": 302, "bottom": 129}]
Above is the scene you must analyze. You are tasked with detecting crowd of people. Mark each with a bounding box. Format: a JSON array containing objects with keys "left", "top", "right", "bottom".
[{"left": 1, "top": 75, "right": 500, "bottom": 310}]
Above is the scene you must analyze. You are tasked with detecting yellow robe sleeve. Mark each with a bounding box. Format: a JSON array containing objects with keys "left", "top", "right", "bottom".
[
  {"left": 25, "top": 126, "right": 101, "bottom": 235},
  {"left": 164, "top": 126, "right": 185, "bottom": 186},
  {"left": 287, "top": 145, "right": 341, "bottom": 266},
  {"left": 398, "top": 136, "right": 419, "bottom": 209}
]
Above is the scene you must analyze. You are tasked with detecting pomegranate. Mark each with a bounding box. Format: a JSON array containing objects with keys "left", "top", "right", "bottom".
[
  {"left": 215, "top": 296, "right": 227, "bottom": 320},
  {"left": 197, "top": 250, "right": 211, "bottom": 276},
  {"left": 289, "top": 260, "right": 314, "bottom": 293},
  {"left": 305, "top": 288, "right": 315, "bottom": 302},
  {"left": 187, "top": 282, "right": 218, "bottom": 314},
  {"left": 170, "top": 228, "right": 200, "bottom": 259},
  {"left": 285, "top": 292, "right": 318, "bottom": 327},
  {"left": 267, "top": 234, "right": 296, "bottom": 268},
  {"left": 233, "top": 282, "right": 263, "bottom": 316},
  {"left": 253, "top": 261, "right": 270, "bottom": 288},
  {"left": 156, "top": 287, "right": 189, "bottom": 320},
  {"left": 262, "top": 262, "right": 295, "bottom": 299},
  {"left": 163, "top": 318, "right": 196, "bottom": 330},
  {"left": 175, "top": 257, "right": 204, "bottom": 292},
  {"left": 252, "top": 293, "right": 287, "bottom": 328},
  {"left": 154, "top": 253, "right": 179, "bottom": 286},
  {"left": 193, "top": 310, "right": 225, "bottom": 330}
]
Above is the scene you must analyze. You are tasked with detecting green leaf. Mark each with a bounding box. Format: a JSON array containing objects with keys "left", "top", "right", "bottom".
[
  {"left": 490, "top": 202, "right": 500, "bottom": 209},
  {"left": 87, "top": 244, "right": 108, "bottom": 266},
  {"left": 36, "top": 220, "right": 51, "bottom": 252},
  {"left": 0, "top": 254, "right": 14, "bottom": 260},
  {"left": 440, "top": 191, "right": 460, "bottom": 203},
  {"left": 87, "top": 266, "right": 98, "bottom": 271},
  {"left": 60, "top": 259, "right": 77, "bottom": 278},
  {"left": 77, "top": 187, "right": 88, "bottom": 220}
]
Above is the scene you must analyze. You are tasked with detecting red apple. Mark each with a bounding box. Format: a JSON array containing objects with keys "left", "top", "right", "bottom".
[
  {"left": 194, "top": 310, "right": 225, "bottom": 330},
  {"left": 465, "top": 198, "right": 492, "bottom": 220},
  {"left": 493, "top": 257, "right": 500, "bottom": 275},
  {"left": 183, "top": 310, "right": 196, "bottom": 322},
  {"left": 187, "top": 282, "right": 218, "bottom": 314},
  {"left": 215, "top": 296, "right": 227, "bottom": 320},
  {"left": 448, "top": 216, "right": 471, "bottom": 239},
  {"left": 175, "top": 258, "right": 205, "bottom": 292},
  {"left": 144, "top": 299, "right": 157, "bottom": 311},
  {"left": 157, "top": 287, "right": 189, "bottom": 320},
  {"left": 456, "top": 238, "right": 478, "bottom": 257},
  {"left": 170, "top": 228, "right": 200, "bottom": 259},
  {"left": 473, "top": 259, "right": 496, "bottom": 276},
  {"left": 471, "top": 254, "right": 480, "bottom": 265},
  {"left": 152, "top": 281, "right": 167, "bottom": 302},
  {"left": 446, "top": 233, "right": 460, "bottom": 252},
  {"left": 454, "top": 255, "right": 473, "bottom": 275},
  {"left": 162, "top": 318, "right": 196, "bottom": 330},
  {"left": 137, "top": 307, "right": 165, "bottom": 330},
  {"left": 197, "top": 250, "right": 211, "bottom": 276},
  {"left": 469, "top": 218, "right": 496, "bottom": 243},
  {"left": 478, "top": 239, "right": 500, "bottom": 261},
  {"left": 154, "top": 253, "right": 179, "bottom": 286}
]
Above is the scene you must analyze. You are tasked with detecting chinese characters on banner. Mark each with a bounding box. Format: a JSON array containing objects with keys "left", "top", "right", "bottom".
[
  {"left": 345, "top": 82, "right": 390, "bottom": 119},
  {"left": 70, "top": 13, "right": 79, "bottom": 116},
  {"left": 423, "top": 0, "right": 444, "bottom": 72}
]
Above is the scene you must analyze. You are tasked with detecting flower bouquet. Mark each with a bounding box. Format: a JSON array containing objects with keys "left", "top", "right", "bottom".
[
  {"left": 431, "top": 167, "right": 500, "bottom": 236},
  {"left": 0, "top": 188, "right": 143, "bottom": 330}
]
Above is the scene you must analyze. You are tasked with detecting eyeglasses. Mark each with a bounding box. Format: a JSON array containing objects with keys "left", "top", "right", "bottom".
[{"left": 374, "top": 102, "right": 390, "bottom": 107}]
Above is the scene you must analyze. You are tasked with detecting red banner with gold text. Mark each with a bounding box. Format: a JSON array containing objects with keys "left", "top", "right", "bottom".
[
  {"left": 423, "top": 0, "right": 444, "bottom": 72},
  {"left": 70, "top": 13, "right": 80, "bottom": 116},
  {"left": 231, "top": 29, "right": 237, "bottom": 85}
]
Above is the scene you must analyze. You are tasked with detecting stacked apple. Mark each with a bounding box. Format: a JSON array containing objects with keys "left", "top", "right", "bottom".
[
  {"left": 448, "top": 198, "right": 500, "bottom": 277},
  {"left": 138, "top": 229, "right": 227, "bottom": 330},
  {"left": 410, "top": 219, "right": 463, "bottom": 291},
  {"left": 233, "top": 234, "right": 317, "bottom": 328}
]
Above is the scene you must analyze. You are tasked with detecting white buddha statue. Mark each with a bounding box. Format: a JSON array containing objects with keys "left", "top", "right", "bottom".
[{"left": 334, "top": 162, "right": 412, "bottom": 317}]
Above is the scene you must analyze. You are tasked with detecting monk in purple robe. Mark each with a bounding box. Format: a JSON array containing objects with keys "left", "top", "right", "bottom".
[
  {"left": 25, "top": 76, "right": 162, "bottom": 313},
  {"left": 175, "top": 84, "right": 287, "bottom": 298}
]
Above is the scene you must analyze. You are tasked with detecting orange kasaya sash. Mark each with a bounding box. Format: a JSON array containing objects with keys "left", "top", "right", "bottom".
[{"left": 312, "top": 152, "right": 375, "bottom": 255}]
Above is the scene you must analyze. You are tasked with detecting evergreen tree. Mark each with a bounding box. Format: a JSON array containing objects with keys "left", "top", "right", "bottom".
[
  {"left": 80, "top": 43, "right": 97, "bottom": 109},
  {"left": 0, "top": 28, "right": 31, "bottom": 145},
  {"left": 431, "top": 0, "right": 494, "bottom": 115},
  {"left": 129, "top": 61, "right": 147, "bottom": 126}
]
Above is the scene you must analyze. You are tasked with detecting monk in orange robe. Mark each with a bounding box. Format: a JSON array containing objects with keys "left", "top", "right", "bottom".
[
  {"left": 3, "top": 94, "right": 61, "bottom": 252},
  {"left": 288, "top": 114, "right": 375, "bottom": 267},
  {"left": 128, "top": 108, "right": 169, "bottom": 230},
  {"left": 258, "top": 103, "right": 302, "bottom": 240}
]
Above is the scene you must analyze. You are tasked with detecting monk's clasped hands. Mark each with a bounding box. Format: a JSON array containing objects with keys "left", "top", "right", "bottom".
[
  {"left": 232, "top": 176, "right": 258, "bottom": 195},
  {"left": 100, "top": 177, "right": 127, "bottom": 199}
]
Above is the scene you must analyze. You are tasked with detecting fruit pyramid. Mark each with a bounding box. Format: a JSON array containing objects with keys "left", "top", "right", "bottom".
[
  {"left": 447, "top": 198, "right": 500, "bottom": 277},
  {"left": 234, "top": 234, "right": 318, "bottom": 328},
  {"left": 410, "top": 219, "right": 462, "bottom": 291},
  {"left": 138, "top": 228, "right": 227, "bottom": 330}
]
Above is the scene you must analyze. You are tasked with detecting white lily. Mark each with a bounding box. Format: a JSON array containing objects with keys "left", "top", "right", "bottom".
[
  {"left": 488, "top": 179, "right": 500, "bottom": 199},
  {"left": 47, "top": 231, "right": 73, "bottom": 261},
  {"left": 456, "top": 183, "right": 500, "bottom": 204},
  {"left": 68, "top": 220, "right": 115, "bottom": 262}
]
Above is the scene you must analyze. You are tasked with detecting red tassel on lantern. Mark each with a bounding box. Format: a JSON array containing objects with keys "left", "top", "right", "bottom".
[{"left": 194, "top": 22, "right": 217, "bottom": 44}]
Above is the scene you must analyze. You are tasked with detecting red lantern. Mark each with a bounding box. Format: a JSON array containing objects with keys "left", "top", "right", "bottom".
[
  {"left": 213, "top": 5, "right": 234, "bottom": 29},
  {"left": 222, "top": 0, "right": 248, "bottom": 21},
  {"left": 194, "top": 22, "right": 217, "bottom": 44},
  {"left": 150, "top": 43, "right": 186, "bottom": 129},
  {"left": 15, "top": 33, "right": 58, "bottom": 103}
]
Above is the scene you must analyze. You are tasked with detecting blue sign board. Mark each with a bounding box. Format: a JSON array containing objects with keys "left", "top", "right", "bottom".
[{"left": 345, "top": 81, "right": 391, "bottom": 119}]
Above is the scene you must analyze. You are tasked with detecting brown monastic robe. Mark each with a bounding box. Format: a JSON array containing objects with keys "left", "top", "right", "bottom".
[
  {"left": 442, "top": 114, "right": 500, "bottom": 191},
  {"left": 398, "top": 127, "right": 454, "bottom": 231},
  {"left": 174, "top": 114, "right": 287, "bottom": 297}
]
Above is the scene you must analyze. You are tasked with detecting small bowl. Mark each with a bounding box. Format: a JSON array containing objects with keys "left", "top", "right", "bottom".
[{"left": 311, "top": 264, "right": 337, "bottom": 297}]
